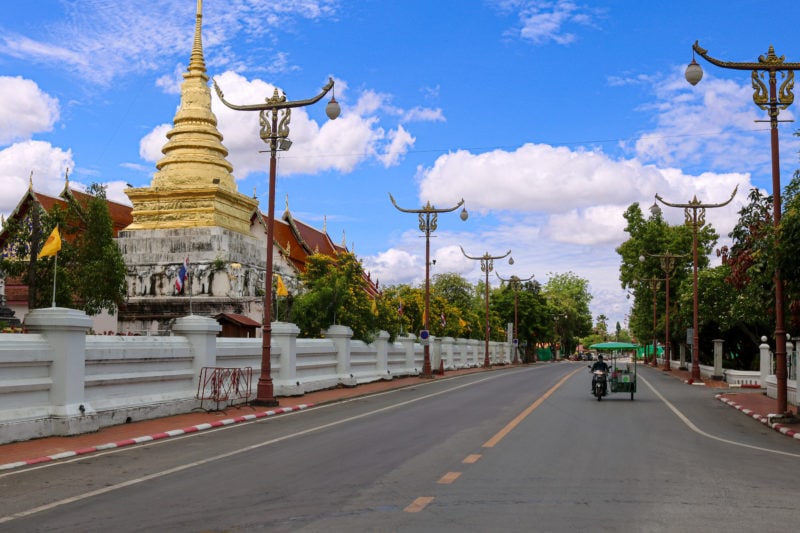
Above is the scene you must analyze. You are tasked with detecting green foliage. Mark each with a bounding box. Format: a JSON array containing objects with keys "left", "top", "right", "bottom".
[
  {"left": 0, "top": 184, "right": 126, "bottom": 314},
  {"left": 71, "top": 185, "right": 127, "bottom": 315},
  {"left": 778, "top": 168, "right": 800, "bottom": 328},
  {"left": 491, "top": 277, "right": 549, "bottom": 353},
  {"left": 290, "top": 252, "right": 392, "bottom": 342},
  {"left": 541, "top": 271, "right": 593, "bottom": 355}
]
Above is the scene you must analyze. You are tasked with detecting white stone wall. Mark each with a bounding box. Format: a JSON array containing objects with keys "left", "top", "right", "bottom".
[{"left": 0, "top": 309, "right": 513, "bottom": 444}]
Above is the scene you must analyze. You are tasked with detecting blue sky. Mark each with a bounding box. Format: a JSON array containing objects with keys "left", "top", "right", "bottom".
[{"left": 2, "top": 0, "right": 800, "bottom": 330}]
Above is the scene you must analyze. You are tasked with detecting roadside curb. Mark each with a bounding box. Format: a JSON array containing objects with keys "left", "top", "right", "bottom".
[
  {"left": 716, "top": 394, "right": 800, "bottom": 441},
  {"left": 0, "top": 404, "right": 314, "bottom": 472}
]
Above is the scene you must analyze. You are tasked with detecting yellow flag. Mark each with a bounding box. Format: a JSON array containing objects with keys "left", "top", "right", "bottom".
[
  {"left": 371, "top": 298, "right": 378, "bottom": 315},
  {"left": 37, "top": 226, "right": 61, "bottom": 259},
  {"left": 458, "top": 317, "right": 467, "bottom": 328},
  {"left": 276, "top": 274, "right": 289, "bottom": 297}
]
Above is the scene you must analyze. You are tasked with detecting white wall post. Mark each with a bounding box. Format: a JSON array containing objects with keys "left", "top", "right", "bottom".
[
  {"left": 759, "top": 336, "right": 770, "bottom": 386},
  {"left": 679, "top": 343, "right": 687, "bottom": 370},
  {"left": 375, "top": 330, "right": 391, "bottom": 379},
  {"left": 272, "top": 321, "right": 302, "bottom": 395},
  {"left": 172, "top": 315, "right": 221, "bottom": 393},
  {"left": 325, "top": 324, "right": 356, "bottom": 386},
  {"left": 432, "top": 336, "right": 442, "bottom": 373},
  {"left": 442, "top": 337, "right": 455, "bottom": 370},
  {"left": 455, "top": 338, "right": 468, "bottom": 368},
  {"left": 713, "top": 338, "right": 724, "bottom": 380},
  {"left": 24, "top": 307, "right": 95, "bottom": 435},
  {"left": 398, "top": 333, "right": 417, "bottom": 374}
]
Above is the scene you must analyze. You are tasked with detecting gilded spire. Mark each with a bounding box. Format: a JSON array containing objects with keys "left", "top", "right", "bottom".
[
  {"left": 189, "top": 0, "right": 206, "bottom": 77},
  {"left": 124, "top": 0, "right": 258, "bottom": 235},
  {"left": 150, "top": 0, "right": 237, "bottom": 192},
  {"left": 28, "top": 170, "right": 33, "bottom": 190}
]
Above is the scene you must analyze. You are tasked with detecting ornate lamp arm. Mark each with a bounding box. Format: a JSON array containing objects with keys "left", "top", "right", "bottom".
[{"left": 213, "top": 77, "right": 335, "bottom": 111}]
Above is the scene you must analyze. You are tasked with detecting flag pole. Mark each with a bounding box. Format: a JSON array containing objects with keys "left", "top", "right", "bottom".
[
  {"left": 51, "top": 252, "right": 57, "bottom": 308},
  {"left": 188, "top": 263, "right": 193, "bottom": 315}
]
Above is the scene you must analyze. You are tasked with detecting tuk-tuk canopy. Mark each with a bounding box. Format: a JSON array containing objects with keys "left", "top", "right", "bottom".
[{"left": 589, "top": 342, "right": 639, "bottom": 350}]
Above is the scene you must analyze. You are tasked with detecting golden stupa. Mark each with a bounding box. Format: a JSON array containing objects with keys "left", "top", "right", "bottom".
[{"left": 124, "top": 0, "right": 257, "bottom": 234}]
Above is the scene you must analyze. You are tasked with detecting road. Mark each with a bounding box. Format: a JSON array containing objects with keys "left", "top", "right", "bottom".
[{"left": 1, "top": 363, "right": 798, "bottom": 532}]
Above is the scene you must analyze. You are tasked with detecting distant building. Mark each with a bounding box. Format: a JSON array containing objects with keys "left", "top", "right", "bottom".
[{"left": 1, "top": 4, "right": 376, "bottom": 334}]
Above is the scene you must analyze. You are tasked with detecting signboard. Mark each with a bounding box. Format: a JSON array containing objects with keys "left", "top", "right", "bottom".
[
  {"left": 686, "top": 328, "right": 693, "bottom": 345},
  {"left": 419, "top": 329, "right": 430, "bottom": 345}
]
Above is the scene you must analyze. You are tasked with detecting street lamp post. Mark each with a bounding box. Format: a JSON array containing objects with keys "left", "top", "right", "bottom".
[
  {"left": 214, "top": 78, "right": 340, "bottom": 405},
  {"left": 655, "top": 188, "right": 737, "bottom": 382},
  {"left": 641, "top": 252, "right": 686, "bottom": 371},
  {"left": 461, "top": 247, "right": 512, "bottom": 368},
  {"left": 639, "top": 277, "right": 662, "bottom": 367},
  {"left": 389, "top": 194, "right": 468, "bottom": 377},
  {"left": 685, "top": 41, "right": 800, "bottom": 413},
  {"left": 496, "top": 272, "right": 534, "bottom": 364}
]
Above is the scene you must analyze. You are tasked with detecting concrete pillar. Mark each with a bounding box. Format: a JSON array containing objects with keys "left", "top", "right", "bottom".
[
  {"left": 398, "top": 333, "right": 417, "bottom": 374},
  {"left": 172, "top": 315, "right": 221, "bottom": 392},
  {"left": 272, "top": 321, "right": 302, "bottom": 395},
  {"left": 432, "top": 336, "right": 442, "bottom": 372},
  {"left": 24, "top": 307, "right": 95, "bottom": 435},
  {"left": 759, "top": 336, "right": 770, "bottom": 386},
  {"left": 375, "top": 330, "right": 391, "bottom": 379},
  {"left": 442, "top": 337, "right": 455, "bottom": 370},
  {"left": 325, "top": 324, "right": 356, "bottom": 386},
  {"left": 679, "top": 343, "right": 687, "bottom": 370},
  {"left": 455, "top": 338, "right": 468, "bottom": 368},
  {"left": 468, "top": 338, "right": 480, "bottom": 367},
  {"left": 713, "top": 339, "right": 724, "bottom": 380}
]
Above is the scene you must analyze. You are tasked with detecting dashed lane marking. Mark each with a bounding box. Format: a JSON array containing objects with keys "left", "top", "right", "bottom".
[
  {"left": 437, "top": 472, "right": 461, "bottom": 484},
  {"left": 462, "top": 454, "right": 481, "bottom": 464},
  {"left": 404, "top": 496, "right": 434, "bottom": 513},
  {"left": 482, "top": 367, "right": 581, "bottom": 448}
]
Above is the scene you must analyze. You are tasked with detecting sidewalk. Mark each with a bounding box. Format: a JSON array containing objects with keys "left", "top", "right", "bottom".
[
  {"left": 0, "top": 367, "right": 491, "bottom": 470},
  {"left": 2, "top": 364, "right": 798, "bottom": 471},
  {"left": 651, "top": 363, "right": 800, "bottom": 441}
]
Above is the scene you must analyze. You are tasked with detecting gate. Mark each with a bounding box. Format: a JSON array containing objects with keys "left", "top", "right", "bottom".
[{"left": 196, "top": 367, "right": 253, "bottom": 410}]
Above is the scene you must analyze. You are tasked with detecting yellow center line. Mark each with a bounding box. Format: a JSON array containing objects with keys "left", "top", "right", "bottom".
[
  {"left": 483, "top": 367, "right": 580, "bottom": 448},
  {"left": 404, "top": 496, "right": 435, "bottom": 513},
  {"left": 462, "top": 454, "right": 481, "bottom": 464},
  {"left": 438, "top": 471, "right": 461, "bottom": 484}
]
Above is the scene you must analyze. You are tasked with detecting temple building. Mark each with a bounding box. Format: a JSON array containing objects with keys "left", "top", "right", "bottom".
[{"left": 1, "top": 1, "right": 376, "bottom": 334}]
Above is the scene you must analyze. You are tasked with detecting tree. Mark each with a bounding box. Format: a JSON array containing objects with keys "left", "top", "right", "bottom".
[
  {"left": 69, "top": 184, "right": 127, "bottom": 315},
  {"left": 542, "top": 272, "right": 593, "bottom": 355},
  {"left": 0, "top": 184, "right": 125, "bottom": 314},
  {"left": 290, "top": 252, "right": 399, "bottom": 342}
]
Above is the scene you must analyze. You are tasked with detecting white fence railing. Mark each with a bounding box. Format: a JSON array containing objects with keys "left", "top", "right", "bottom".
[{"left": 0, "top": 308, "right": 513, "bottom": 444}]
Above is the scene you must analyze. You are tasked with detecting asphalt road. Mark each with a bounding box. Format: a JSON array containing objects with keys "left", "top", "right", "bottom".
[{"left": 1, "top": 363, "right": 798, "bottom": 532}]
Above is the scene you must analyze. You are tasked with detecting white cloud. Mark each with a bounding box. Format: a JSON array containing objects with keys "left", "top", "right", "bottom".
[
  {"left": 155, "top": 63, "right": 186, "bottom": 95},
  {"left": 402, "top": 107, "right": 445, "bottom": 123},
  {"left": 495, "top": 0, "right": 600, "bottom": 45},
  {"left": 0, "top": 140, "right": 73, "bottom": 214},
  {"left": 103, "top": 181, "right": 134, "bottom": 207},
  {"left": 137, "top": 71, "right": 428, "bottom": 179},
  {"left": 630, "top": 68, "right": 799, "bottom": 177},
  {"left": 0, "top": 1, "right": 340, "bottom": 86},
  {"left": 139, "top": 124, "right": 171, "bottom": 162},
  {"left": 378, "top": 126, "right": 415, "bottom": 167},
  {"left": 0, "top": 76, "right": 60, "bottom": 145}
]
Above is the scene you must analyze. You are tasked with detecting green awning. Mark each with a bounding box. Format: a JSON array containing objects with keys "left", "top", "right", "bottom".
[{"left": 589, "top": 342, "right": 639, "bottom": 350}]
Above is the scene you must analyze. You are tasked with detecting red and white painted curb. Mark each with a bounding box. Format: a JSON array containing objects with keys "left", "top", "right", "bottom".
[
  {"left": 716, "top": 394, "right": 800, "bottom": 441},
  {"left": 0, "top": 404, "right": 314, "bottom": 471}
]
